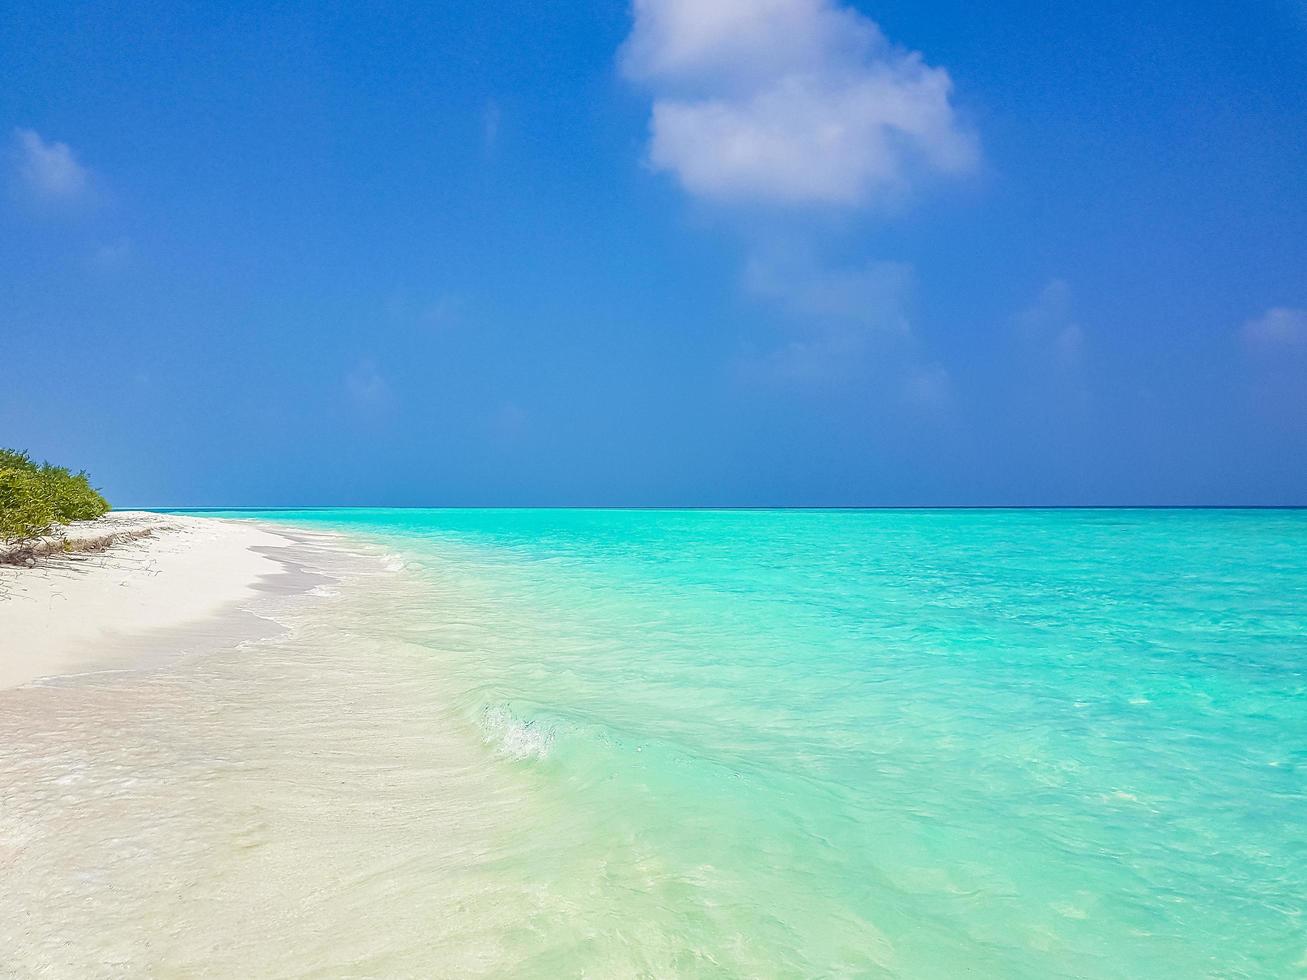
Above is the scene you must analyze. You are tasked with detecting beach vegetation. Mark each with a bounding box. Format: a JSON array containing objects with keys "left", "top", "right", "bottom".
[{"left": 0, "top": 448, "right": 110, "bottom": 543}]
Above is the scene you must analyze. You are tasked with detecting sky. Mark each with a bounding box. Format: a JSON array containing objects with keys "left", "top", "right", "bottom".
[{"left": 2, "top": 0, "right": 1305, "bottom": 506}]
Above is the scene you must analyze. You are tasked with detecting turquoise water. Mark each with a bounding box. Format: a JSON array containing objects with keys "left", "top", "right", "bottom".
[{"left": 205, "top": 508, "right": 1307, "bottom": 976}]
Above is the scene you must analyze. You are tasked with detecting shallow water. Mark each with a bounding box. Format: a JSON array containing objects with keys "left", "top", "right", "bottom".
[{"left": 4, "top": 510, "right": 1306, "bottom": 977}]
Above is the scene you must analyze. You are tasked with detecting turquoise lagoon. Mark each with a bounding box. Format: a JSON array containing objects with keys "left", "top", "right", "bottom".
[{"left": 201, "top": 508, "right": 1307, "bottom": 976}]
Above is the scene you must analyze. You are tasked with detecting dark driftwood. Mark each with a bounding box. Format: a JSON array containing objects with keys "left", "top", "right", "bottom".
[{"left": 0, "top": 527, "right": 157, "bottom": 566}]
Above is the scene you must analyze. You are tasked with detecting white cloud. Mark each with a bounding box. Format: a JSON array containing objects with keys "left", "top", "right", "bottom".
[
  {"left": 12, "top": 128, "right": 90, "bottom": 199},
  {"left": 621, "top": 0, "right": 976, "bottom": 206},
  {"left": 1014, "top": 278, "right": 1084, "bottom": 367},
  {"left": 1242, "top": 307, "right": 1307, "bottom": 348},
  {"left": 1007, "top": 279, "right": 1091, "bottom": 421}
]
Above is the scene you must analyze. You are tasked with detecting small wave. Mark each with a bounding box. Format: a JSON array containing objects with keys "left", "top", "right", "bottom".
[{"left": 479, "top": 703, "right": 556, "bottom": 760}]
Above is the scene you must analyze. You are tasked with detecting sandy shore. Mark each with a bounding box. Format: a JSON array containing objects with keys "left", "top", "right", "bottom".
[
  {"left": 0, "top": 513, "right": 525, "bottom": 977},
  {"left": 0, "top": 512, "right": 299, "bottom": 689}
]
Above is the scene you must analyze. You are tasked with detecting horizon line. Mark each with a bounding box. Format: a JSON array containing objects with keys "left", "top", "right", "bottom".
[{"left": 135, "top": 504, "right": 1307, "bottom": 512}]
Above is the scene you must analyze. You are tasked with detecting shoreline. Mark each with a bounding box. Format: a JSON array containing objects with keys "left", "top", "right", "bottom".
[
  {"left": 0, "top": 512, "right": 334, "bottom": 690},
  {"left": 0, "top": 512, "right": 534, "bottom": 978}
]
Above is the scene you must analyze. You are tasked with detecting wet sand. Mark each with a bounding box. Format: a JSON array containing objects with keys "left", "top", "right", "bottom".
[{"left": 0, "top": 515, "right": 535, "bottom": 976}]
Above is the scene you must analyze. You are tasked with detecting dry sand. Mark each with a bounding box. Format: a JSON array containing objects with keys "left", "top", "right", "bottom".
[{"left": 0, "top": 512, "right": 297, "bottom": 689}]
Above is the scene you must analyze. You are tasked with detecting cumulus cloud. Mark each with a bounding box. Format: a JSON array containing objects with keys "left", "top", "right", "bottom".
[
  {"left": 620, "top": 0, "right": 977, "bottom": 206},
  {"left": 1242, "top": 307, "right": 1307, "bottom": 349},
  {"left": 12, "top": 128, "right": 90, "bottom": 199},
  {"left": 1014, "top": 278, "right": 1084, "bottom": 368},
  {"left": 1007, "top": 279, "right": 1092, "bottom": 423}
]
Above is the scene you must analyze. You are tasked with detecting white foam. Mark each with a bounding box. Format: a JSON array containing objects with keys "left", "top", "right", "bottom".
[{"left": 481, "top": 704, "right": 555, "bottom": 760}]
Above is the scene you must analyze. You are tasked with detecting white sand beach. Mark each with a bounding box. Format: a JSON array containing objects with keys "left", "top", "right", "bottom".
[
  {"left": 0, "top": 512, "right": 547, "bottom": 977},
  {"left": 0, "top": 513, "right": 296, "bottom": 689}
]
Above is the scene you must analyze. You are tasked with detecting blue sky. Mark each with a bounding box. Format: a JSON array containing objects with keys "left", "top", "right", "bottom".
[{"left": 2, "top": 0, "right": 1305, "bottom": 506}]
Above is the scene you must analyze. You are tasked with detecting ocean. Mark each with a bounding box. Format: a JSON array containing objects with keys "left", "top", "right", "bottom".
[{"left": 7, "top": 508, "right": 1306, "bottom": 976}]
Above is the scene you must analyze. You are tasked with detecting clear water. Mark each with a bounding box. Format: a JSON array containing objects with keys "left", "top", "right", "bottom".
[
  {"left": 185, "top": 507, "right": 1306, "bottom": 977},
  {"left": 9, "top": 509, "right": 1307, "bottom": 976}
]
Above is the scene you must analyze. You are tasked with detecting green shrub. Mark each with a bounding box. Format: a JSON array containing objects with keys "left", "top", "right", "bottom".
[
  {"left": 0, "top": 448, "right": 36, "bottom": 473},
  {"left": 0, "top": 448, "right": 111, "bottom": 544},
  {"left": 39, "top": 463, "right": 110, "bottom": 522},
  {"left": 0, "top": 468, "right": 57, "bottom": 542}
]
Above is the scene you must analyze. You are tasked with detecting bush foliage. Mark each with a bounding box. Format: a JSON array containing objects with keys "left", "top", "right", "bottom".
[{"left": 0, "top": 448, "right": 111, "bottom": 544}]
